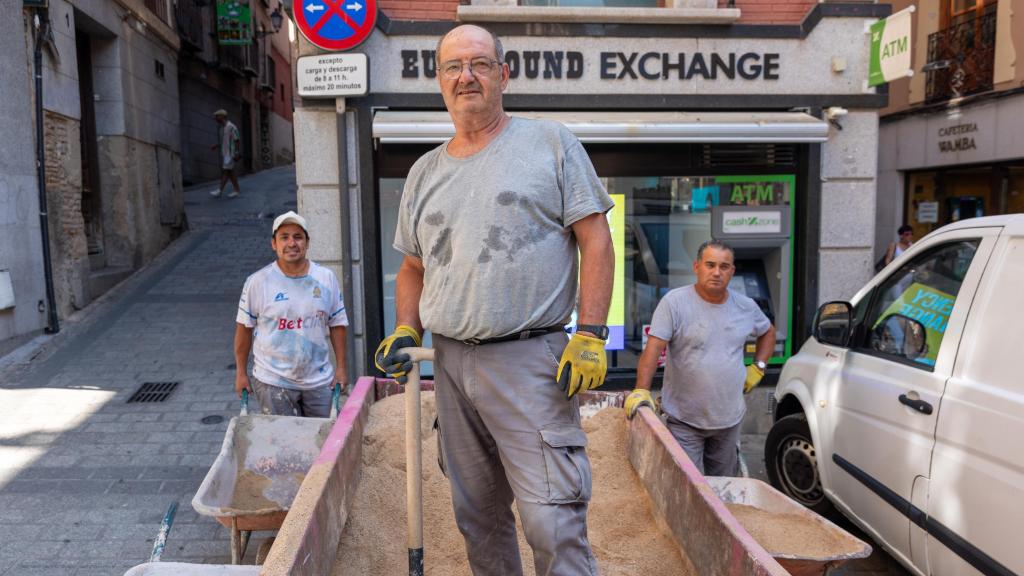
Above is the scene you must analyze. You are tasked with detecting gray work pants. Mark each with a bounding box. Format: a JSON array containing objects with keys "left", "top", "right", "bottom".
[
  {"left": 251, "top": 377, "right": 332, "bottom": 418},
  {"left": 433, "top": 332, "right": 599, "bottom": 576},
  {"left": 665, "top": 415, "right": 742, "bottom": 477}
]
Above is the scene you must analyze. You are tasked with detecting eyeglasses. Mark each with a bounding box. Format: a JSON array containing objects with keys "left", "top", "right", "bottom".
[{"left": 438, "top": 57, "right": 501, "bottom": 80}]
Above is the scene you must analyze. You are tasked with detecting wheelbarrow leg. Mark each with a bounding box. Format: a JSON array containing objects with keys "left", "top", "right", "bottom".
[
  {"left": 230, "top": 518, "right": 252, "bottom": 564},
  {"left": 231, "top": 518, "right": 240, "bottom": 564}
]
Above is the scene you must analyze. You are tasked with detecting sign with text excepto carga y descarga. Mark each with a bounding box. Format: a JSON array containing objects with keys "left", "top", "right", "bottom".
[
  {"left": 297, "top": 53, "right": 369, "bottom": 97},
  {"left": 868, "top": 6, "right": 914, "bottom": 87}
]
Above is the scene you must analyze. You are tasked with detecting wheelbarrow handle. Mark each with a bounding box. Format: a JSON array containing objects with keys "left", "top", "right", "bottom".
[{"left": 241, "top": 389, "right": 249, "bottom": 416}]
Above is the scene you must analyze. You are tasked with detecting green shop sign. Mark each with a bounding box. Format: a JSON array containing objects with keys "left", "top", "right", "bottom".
[
  {"left": 868, "top": 6, "right": 915, "bottom": 87},
  {"left": 217, "top": 0, "right": 252, "bottom": 46}
]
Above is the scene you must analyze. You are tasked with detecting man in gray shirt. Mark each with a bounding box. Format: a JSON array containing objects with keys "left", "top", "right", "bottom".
[
  {"left": 374, "top": 24, "right": 614, "bottom": 576},
  {"left": 626, "top": 240, "right": 775, "bottom": 476}
]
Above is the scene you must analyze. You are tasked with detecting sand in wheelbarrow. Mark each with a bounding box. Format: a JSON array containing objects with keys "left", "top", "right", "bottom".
[
  {"left": 332, "top": 393, "right": 696, "bottom": 576},
  {"left": 726, "top": 503, "right": 864, "bottom": 558}
]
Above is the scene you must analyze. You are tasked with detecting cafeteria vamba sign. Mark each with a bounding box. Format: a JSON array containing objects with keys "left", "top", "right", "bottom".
[{"left": 722, "top": 211, "right": 783, "bottom": 234}]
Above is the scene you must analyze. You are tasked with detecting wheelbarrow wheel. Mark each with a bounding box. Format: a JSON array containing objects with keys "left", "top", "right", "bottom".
[{"left": 256, "top": 536, "right": 275, "bottom": 565}]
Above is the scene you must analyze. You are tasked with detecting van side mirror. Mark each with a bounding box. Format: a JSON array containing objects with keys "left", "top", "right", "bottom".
[
  {"left": 814, "top": 301, "right": 853, "bottom": 347},
  {"left": 870, "top": 314, "right": 928, "bottom": 360}
]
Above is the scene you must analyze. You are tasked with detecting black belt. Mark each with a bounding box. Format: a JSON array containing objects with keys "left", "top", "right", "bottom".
[{"left": 462, "top": 326, "right": 565, "bottom": 346}]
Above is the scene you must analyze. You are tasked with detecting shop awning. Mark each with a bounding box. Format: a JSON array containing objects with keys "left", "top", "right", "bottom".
[{"left": 372, "top": 111, "right": 829, "bottom": 144}]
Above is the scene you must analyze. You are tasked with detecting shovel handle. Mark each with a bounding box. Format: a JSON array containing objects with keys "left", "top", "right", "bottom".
[{"left": 399, "top": 347, "right": 435, "bottom": 576}]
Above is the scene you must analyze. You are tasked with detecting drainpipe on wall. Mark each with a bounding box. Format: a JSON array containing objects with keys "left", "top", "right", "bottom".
[{"left": 32, "top": 9, "right": 60, "bottom": 334}]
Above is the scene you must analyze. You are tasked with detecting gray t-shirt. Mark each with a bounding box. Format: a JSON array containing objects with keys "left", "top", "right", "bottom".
[
  {"left": 394, "top": 117, "right": 613, "bottom": 340},
  {"left": 649, "top": 285, "right": 772, "bottom": 430}
]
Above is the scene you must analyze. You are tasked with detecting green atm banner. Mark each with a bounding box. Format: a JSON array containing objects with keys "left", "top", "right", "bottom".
[
  {"left": 217, "top": 0, "right": 252, "bottom": 46},
  {"left": 868, "top": 6, "right": 914, "bottom": 87}
]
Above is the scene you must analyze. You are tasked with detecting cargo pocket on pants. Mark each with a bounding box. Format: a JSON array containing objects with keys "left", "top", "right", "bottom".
[
  {"left": 539, "top": 425, "right": 591, "bottom": 503},
  {"left": 433, "top": 416, "right": 448, "bottom": 478}
]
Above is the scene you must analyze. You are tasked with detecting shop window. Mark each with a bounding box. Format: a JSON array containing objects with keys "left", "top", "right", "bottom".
[{"left": 378, "top": 169, "right": 794, "bottom": 374}]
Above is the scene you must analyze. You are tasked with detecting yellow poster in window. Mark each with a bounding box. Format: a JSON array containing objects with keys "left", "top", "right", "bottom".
[
  {"left": 606, "top": 194, "right": 625, "bottom": 350},
  {"left": 875, "top": 281, "right": 954, "bottom": 366}
]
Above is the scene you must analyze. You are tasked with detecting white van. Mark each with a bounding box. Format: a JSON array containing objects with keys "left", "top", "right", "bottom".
[{"left": 765, "top": 214, "right": 1023, "bottom": 576}]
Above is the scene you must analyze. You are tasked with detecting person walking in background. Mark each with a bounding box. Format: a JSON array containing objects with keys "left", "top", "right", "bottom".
[
  {"left": 234, "top": 211, "right": 349, "bottom": 417},
  {"left": 885, "top": 224, "right": 915, "bottom": 265},
  {"left": 625, "top": 240, "right": 775, "bottom": 477},
  {"left": 374, "top": 24, "right": 614, "bottom": 576},
  {"left": 211, "top": 109, "right": 242, "bottom": 198}
]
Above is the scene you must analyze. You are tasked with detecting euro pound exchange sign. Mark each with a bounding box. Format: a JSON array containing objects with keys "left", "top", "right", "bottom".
[{"left": 294, "top": 0, "right": 377, "bottom": 52}]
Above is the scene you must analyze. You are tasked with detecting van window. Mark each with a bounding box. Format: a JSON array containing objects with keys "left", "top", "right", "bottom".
[{"left": 855, "top": 240, "right": 980, "bottom": 368}]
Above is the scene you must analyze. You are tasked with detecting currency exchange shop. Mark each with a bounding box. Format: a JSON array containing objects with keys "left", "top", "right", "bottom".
[{"left": 292, "top": 7, "right": 889, "bottom": 385}]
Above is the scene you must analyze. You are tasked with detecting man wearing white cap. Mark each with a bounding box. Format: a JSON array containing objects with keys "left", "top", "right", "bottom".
[
  {"left": 233, "top": 211, "right": 349, "bottom": 417},
  {"left": 210, "top": 109, "right": 242, "bottom": 198}
]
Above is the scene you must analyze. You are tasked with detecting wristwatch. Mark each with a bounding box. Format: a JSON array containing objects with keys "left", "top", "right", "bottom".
[
  {"left": 577, "top": 324, "right": 610, "bottom": 340},
  {"left": 753, "top": 360, "right": 767, "bottom": 371}
]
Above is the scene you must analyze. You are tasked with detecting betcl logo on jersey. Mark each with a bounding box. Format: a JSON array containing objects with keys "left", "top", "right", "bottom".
[{"left": 276, "top": 310, "right": 329, "bottom": 331}]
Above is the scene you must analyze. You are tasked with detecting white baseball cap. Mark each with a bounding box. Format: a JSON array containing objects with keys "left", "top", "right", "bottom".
[{"left": 272, "top": 211, "right": 308, "bottom": 234}]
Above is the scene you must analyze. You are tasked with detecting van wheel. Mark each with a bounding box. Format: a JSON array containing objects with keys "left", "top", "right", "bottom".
[{"left": 765, "top": 413, "right": 834, "bottom": 515}]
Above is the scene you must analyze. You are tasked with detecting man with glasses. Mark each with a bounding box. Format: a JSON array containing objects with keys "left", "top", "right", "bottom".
[
  {"left": 625, "top": 240, "right": 775, "bottom": 476},
  {"left": 375, "top": 24, "right": 614, "bottom": 576}
]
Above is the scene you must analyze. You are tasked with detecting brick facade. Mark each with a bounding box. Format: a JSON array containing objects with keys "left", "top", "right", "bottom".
[
  {"left": 727, "top": 0, "right": 816, "bottom": 24},
  {"left": 380, "top": 0, "right": 460, "bottom": 21},
  {"left": 43, "top": 111, "right": 90, "bottom": 317},
  {"left": 379, "top": 1, "right": 814, "bottom": 24}
]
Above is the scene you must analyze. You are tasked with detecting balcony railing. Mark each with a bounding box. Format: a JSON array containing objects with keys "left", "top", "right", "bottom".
[
  {"left": 220, "top": 40, "right": 259, "bottom": 77},
  {"left": 174, "top": 0, "right": 208, "bottom": 51},
  {"left": 144, "top": 0, "right": 170, "bottom": 24},
  {"left": 925, "top": 4, "right": 997, "bottom": 103}
]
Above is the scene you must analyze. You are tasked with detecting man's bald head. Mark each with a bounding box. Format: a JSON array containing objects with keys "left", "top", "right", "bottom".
[{"left": 436, "top": 24, "right": 504, "bottom": 64}]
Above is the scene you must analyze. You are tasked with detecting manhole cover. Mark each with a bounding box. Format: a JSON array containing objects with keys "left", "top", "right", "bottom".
[
  {"left": 127, "top": 382, "right": 180, "bottom": 403},
  {"left": 201, "top": 415, "right": 224, "bottom": 425}
]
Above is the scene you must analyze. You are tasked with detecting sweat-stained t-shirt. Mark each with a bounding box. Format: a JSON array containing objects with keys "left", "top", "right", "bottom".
[
  {"left": 648, "top": 285, "right": 772, "bottom": 430},
  {"left": 393, "top": 117, "right": 614, "bottom": 341},
  {"left": 236, "top": 261, "right": 349, "bottom": 390}
]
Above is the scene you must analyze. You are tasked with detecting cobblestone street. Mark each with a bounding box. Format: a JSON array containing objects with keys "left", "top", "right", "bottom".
[{"left": 0, "top": 167, "right": 297, "bottom": 574}]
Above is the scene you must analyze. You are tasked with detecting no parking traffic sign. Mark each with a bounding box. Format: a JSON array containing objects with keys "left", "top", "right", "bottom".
[{"left": 293, "top": 0, "right": 377, "bottom": 52}]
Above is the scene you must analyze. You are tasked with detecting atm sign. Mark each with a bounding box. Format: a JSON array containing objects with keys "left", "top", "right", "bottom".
[{"left": 722, "top": 211, "right": 782, "bottom": 234}]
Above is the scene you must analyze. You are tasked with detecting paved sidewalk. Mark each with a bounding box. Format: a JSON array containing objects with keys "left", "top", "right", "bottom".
[{"left": 0, "top": 167, "right": 298, "bottom": 575}]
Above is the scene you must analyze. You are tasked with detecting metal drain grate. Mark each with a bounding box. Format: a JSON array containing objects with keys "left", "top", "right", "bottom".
[{"left": 128, "top": 382, "right": 180, "bottom": 403}]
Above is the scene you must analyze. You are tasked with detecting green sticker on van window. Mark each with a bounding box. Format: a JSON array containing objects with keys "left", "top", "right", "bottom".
[{"left": 875, "top": 282, "right": 954, "bottom": 366}]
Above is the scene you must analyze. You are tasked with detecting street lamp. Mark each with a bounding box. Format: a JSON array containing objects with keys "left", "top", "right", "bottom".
[{"left": 256, "top": 3, "right": 284, "bottom": 37}]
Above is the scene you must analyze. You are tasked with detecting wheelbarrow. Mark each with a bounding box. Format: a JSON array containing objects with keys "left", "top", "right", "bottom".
[{"left": 191, "top": 386, "right": 342, "bottom": 564}]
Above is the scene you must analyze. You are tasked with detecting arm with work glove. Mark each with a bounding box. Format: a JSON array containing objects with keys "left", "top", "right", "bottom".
[
  {"left": 374, "top": 325, "right": 422, "bottom": 384},
  {"left": 744, "top": 364, "right": 764, "bottom": 394},
  {"left": 557, "top": 332, "right": 608, "bottom": 398},
  {"left": 744, "top": 327, "right": 776, "bottom": 394},
  {"left": 625, "top": 332, "right": 667, "bottom": 419}
]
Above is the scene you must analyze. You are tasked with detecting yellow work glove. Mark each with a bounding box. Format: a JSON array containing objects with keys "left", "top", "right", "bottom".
[
  {"left": 744, "top": 363, "right": 764, "bottom": 394},
  {"left": 374, "top": 325, "right": 422, "bottom": 384},
  {"left": 624, "top": 389, "right": 655, "bottom": 420},
  {"left": 557, "top": 333, "right": 607, "bottom": 398}
]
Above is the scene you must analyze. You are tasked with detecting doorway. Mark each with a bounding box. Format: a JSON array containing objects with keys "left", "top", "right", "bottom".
[{"left": 75, "top": 29, "right": 104, "bottom": 269}]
